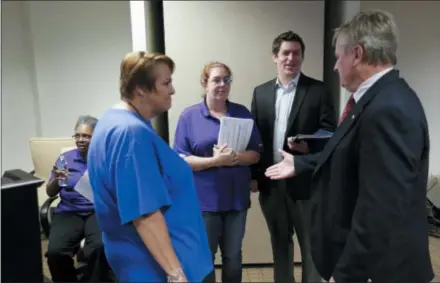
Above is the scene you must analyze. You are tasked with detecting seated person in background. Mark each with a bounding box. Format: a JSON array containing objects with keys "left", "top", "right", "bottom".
[
  {"left": 173, "top": 62, "right": 262, "bottom": 283},
  {"left": 46, "top": 115, "right": 108, "bottom": 282}
]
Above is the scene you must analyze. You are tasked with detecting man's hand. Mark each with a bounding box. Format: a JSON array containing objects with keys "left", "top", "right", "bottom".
[
  {"left": 287, "top": 137, "right": 309, "bottom": 153},
  {"left": 264, "top": 149, "right": 295, "bottom": 179},
  {"left": 250, "top": 180, "right": 258, "bottom": 193}
]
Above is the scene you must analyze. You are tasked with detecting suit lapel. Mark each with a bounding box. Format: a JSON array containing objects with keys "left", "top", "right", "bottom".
[
  {"left": 264, "top": 79, "right": 277, "bottom": 142},
  {"left": 285, "top": 74, "right": 308, "bottom": 135},
  {"left": 313, "top": 70, "right": 400, "bottom": 174}
]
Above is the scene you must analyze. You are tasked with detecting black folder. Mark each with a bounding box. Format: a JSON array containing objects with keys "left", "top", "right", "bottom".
[{"left": 290, "top": 129, "right": 333, "bottom": 153}]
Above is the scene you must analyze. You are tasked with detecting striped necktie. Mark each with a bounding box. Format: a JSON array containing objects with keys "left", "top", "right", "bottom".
[{"left": 339, "top": 95, "right": 355, "bottom": 125}]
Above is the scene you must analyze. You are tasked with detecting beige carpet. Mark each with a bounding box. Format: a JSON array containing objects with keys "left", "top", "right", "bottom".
[{"left": 42, "top": 237, "right": 440, "bottom": 282}]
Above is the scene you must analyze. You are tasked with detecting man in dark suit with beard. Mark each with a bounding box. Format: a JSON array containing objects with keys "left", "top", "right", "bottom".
[{"left": 265, "top": 10, "right": 434, "bottom": 283}]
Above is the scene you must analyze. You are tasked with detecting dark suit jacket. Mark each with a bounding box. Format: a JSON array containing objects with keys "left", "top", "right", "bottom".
[
  {"left": 251, "top": 73, "right": 337, "bottom": 200},
  {"left": 295, "top": 70, "right": 434, "bottom": 282}
]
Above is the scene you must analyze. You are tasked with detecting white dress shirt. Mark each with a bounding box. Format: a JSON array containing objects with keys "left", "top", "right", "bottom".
[
  {"left": 352, "top": 67, "right": 394, "bottom": 102},
  {"left": 273, "top": 73, "right": 301, "bottom": 163}
]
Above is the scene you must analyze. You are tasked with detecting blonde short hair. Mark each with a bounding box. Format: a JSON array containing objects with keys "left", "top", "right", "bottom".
[{"left": 119, "top": 51, "right": 175, "bottom": 99}]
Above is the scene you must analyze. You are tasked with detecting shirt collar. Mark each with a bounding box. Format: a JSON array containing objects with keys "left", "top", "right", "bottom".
[
  {"left": 200, "top": 97, "right": 231, "bottom": 117},
  {"left": 275, "top": 72, "right": 301, "bottom": 89},
  {"left": 352, "top": 67, "right": 394, "bottom": 102},
  {"left": 72, "top": 148, "right": 86, "bottom": 162},
  {"left": 144, "top": 119, "right": 153, "bottom": 129}
]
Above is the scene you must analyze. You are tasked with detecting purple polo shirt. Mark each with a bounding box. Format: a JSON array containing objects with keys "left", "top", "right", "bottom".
[
  {"left": 49, "top": 148, "right": 94, "bottom": 215},
  {"left": 173, "top": 100, "right": 262, "bottom": 212}
]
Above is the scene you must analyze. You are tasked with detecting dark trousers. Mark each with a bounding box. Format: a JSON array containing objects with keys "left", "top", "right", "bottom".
[
  {"left": 202, "top": 210, "right": 247, "bottom": 283},
  {"left": 46, "top": 212, "right": 110, "bottom": 282},
  {"left": 259, "top": 181, "right": 321, "bottom": 283}
]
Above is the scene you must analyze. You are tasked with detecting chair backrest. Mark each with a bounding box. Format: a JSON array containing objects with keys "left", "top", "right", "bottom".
[
  {"left": 29, "top": 137, "right": 76, "bottom": 206},
  {"left": 428, "top": 174, "right": 440, "bottom": 207}
]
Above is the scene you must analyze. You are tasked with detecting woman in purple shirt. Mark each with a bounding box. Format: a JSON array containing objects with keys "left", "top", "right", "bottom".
[
  {"left": 46, "top": 115, "right": 109, "bottom": 282},
  {"left": 173, "top": 62, "right": 262, "bottom": 283}
]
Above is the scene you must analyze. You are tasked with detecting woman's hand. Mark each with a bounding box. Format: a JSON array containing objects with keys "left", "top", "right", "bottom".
[
  {"left": 213, "top": 144, "right": 238, "bottom": 167},
  {"left": 52, "top": 165, "right": 69, "bottom": 181},
  {"left": 167, "top": 268, "right": 187, "bottom": 282},
  {"left": 47, "top": 165, "right": 69, "bottom": 197}
]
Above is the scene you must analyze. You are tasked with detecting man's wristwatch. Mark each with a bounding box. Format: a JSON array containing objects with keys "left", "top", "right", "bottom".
[{"left": 167, "top": 268, "right": 185, "bottom": 282}]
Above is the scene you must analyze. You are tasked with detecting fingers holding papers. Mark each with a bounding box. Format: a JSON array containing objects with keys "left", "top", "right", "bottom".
[
  {"left": 213, "top": 143, "right": 229, "bottom": 153},
  {"left": 213, "top": 143, "right": 238, "bottom": 167}
]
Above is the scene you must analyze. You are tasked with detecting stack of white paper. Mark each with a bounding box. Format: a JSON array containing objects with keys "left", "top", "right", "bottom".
[
  {"left": 217, "top": 116, "right": 254, "bottom": 152},
  {"left": 73, "top": 170, "right": 94, "bottom": 203}
]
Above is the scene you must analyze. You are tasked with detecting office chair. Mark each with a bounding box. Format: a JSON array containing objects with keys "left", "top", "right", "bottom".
[
  {"left": 426, "top": 175, "right": 440, "bottom": 237},
  {"left": 39, "top": 196, "right": 89, "bottom": 281}
]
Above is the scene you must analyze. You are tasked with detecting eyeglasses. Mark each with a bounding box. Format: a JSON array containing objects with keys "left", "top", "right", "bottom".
[
  {"left": 72, "top": 134, "right": 92, "bottom": 140},
  {"left": 209, "top": 76, "right": 233, "bottom": 85}
]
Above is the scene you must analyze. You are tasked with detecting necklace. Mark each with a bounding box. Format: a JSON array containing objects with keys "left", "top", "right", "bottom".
[
  {"left": 124, "top": 100, "right": 152, "bottom": 127},
  {"left": 125, "top": 100, "right": 141, "bottom": 116}
]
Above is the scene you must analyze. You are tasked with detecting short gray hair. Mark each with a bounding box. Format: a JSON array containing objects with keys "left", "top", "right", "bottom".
[
  {"left": 333, "top": 9, "right": 399, "bottom": 66},
  {"left": 75, "top": 115, "right": 98, "bottom": 131}
]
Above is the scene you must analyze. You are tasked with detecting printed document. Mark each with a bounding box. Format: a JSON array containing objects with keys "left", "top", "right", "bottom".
[
  {"left": 217, "top": 116, "right": 254, "bottom": 152},
  {"left": 73, "top": 170, "right": 94, "bottom": 203}
]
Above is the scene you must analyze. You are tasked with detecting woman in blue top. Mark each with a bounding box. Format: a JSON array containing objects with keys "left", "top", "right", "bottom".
[
  {"left": 173, "top": 62, "right": 262, "bottom": 283},
  {"left": 87, "top": 51, "right": 212, "bottom": 283}
]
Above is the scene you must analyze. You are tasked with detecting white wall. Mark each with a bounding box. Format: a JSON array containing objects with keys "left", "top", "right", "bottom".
[
  {"left": 163, "top": 1, "right": 325, "bottom": 145},
  {"left": 1, "top": 1, "right": 40, "bottom": 172},
  {"left": 361, "top": 1, "right": 440, "bottom": 174},
  {"left": 1, "top": 1, "right": 132, "bottom": 172},
  {"left": 3, "top": 0, "right": 438, "bottom": 176},
  {"left": 26, "top": 1, "right": 132, "bottom": 137}
]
